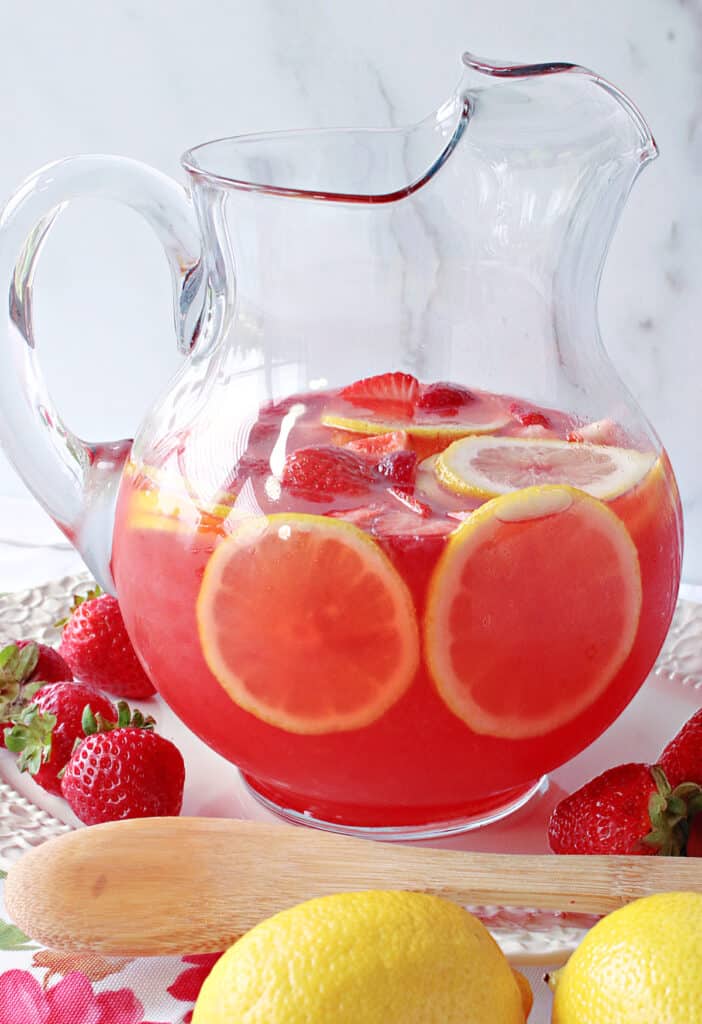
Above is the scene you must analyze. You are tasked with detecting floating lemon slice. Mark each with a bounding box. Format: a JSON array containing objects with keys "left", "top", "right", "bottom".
[
  {"left": 126, "top": 487, "right": 231, "bottom": 534},
  {"left": 435, "top": 435, "right": 655, "bottom": 502},
  {"left": 196, "top": 514, "right": 420, "bottom": 734},
  {"left": 321, "top": 408, "right": 510, "bottom": 440},
  {"left": 416, "top": 455, "right": 481, "bottom": 513},
  {"left": 424, "top": 485, "right": 642, "bottom": 739}
]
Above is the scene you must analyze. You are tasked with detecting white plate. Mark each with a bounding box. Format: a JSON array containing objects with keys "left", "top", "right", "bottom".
[{"left": 1, "top": 572, "right": 701, "bottom": 966}]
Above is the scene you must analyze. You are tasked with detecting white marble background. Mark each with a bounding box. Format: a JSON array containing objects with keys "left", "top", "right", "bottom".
[{"left": 0, "top": 0, "right": 700, "bottom": 581}]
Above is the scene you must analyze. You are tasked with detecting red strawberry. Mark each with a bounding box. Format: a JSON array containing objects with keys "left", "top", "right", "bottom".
[
  {"left": 386, "top": 487, "right": 431, "bottom": 518},
  {"left": 659, "top": 709, "right": 702, "bottom": 787},
  {"left": 509, "top": 402, "right": 551, "bottom": 428},
  {"left": 326, "top": 504, "right": 383, "bottom": 530},
  {"left": 417, "top": 382, "right": 473, "bottom": 412},
  {"left": 567, "top": 418, "right": 619, "bottom": 445},
  {"left": 687, "top": 815, "right": 702, "bottom": 856},
  {"left": 15, "top": 640, "right": 72, "bottom": 684},
  {"left": 344, "top": 430, "right": 410, "bottom": 458},
  {"left": 547, "top": 763, "right": 693, "bottom": 856},
  {"left": 229, "top": 452, "right": 271, "bottom": 488},
  {"left": 59, "top": 591, "right": 156, "bottom": 699},
  {"left": 375, "top": 505, "right": 452, "bottom": 536},
  {"left": 61, "top": 714, "right": 185, "bottom": 825},
  {"left": 282, "top": 446, "right": 377, "bottom": 503},
  {"left": 340, "top": 372, "right": 420, "bottom": 420},
  {"left": 1, "top": 641, "right": 67, "bottom": 746},
  {"left": 4, "top": 682, "right": 116, "bottom": 795},
  {"left": 376, "top": 450, "right": 418, "bottom": 488}
]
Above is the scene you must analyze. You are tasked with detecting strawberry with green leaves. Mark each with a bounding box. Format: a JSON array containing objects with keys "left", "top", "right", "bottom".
[
  {"left": 547, "top": 763, "right": 701, "bottom": 857},
  {"left": 4, "top": 681, "right": 117, "bottom": 795},
  {"left": 61, "top": 703, "right": 185, "bottom": 824},
  {"left": 0, "top": 641, "right": 72, "bottom": 744}
]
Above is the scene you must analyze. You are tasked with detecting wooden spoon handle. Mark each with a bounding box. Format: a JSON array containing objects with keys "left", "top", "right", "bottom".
[{"left": 6, "top": 816, "right": 702, "bottom": 958}]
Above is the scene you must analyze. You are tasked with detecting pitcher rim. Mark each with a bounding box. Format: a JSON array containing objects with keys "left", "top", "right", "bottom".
[{"left": 181, "top": 52, "right": 656, "bottom": 200}]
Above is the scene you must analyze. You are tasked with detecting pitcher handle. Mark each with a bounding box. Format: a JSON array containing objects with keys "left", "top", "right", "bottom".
[{"left": 0, "top": 155, "right": 208, "bottom": 590}]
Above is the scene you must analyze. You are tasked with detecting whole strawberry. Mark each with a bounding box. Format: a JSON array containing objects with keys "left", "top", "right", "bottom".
[
  {"left": 15, "top": 640, "right": 72, "bottom": 685},
  {"left": 59, "top": 589, "right": 155, "bottom": 699},
  {"left": 547, "top": 763, "right": 695, "bottom": 856},
  {"left": 4, "top": 682, "right": 116, "bottom": 795},
  {"left": 0, "top": 641, "right": 71, "bottom": 745},
  {"left": 659, "top": 709, "right": 702, "bottom": 788},
  {"left": 61, "top": 710, "right": 185, "bottom": 825}
]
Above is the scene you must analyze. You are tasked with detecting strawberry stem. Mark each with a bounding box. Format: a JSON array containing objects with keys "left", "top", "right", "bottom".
[
  {"left": 82, "top": 700, "right": 156, "bottom": 737},
  {"left": 54, "top": 585, "right": 102, "bottom": 628},
  {"left": 4, "top": 705, "right": 57, "bottom": 775},
  {"left": 643, "top": 765, "right": 702, "bottom": 856},
  {"left": 0, "top": 643, "right": 42, "bottom": 722}
]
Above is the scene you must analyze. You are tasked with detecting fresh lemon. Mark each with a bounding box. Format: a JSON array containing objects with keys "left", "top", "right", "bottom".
[
  {"left": 193, "top": 891, "right": 532, "bottom": 1023},
  {"left": 549, "top": 891, "right": 702, "bottom": 1023}
]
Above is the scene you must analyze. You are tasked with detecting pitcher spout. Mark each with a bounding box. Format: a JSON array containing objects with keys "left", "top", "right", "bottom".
[{"left": 459, "top": 50, "right": 657, "bottom": 168}]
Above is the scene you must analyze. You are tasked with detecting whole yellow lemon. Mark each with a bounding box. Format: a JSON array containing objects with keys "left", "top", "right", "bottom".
[
  {"left": 550, "top": 891, "right": 702, "bottom": 1023},
  {"left": 193, "top": 890, "right": 532, "bottom": 1023}
]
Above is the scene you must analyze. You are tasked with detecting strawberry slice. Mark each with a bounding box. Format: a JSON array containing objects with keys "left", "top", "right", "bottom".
[
  {"left": 282, "top": 446, "right": 377, "bottom": 503},
  {"left": 377, "top": 451, "right": 418, "bottom": 489},
  {"left": 344, "top": 430, "right": 410, "bottom": 458},
  {"left": 417, "top": 382, "right": 474, "bottom": 412},
  {"left": 387, "top": 488, "right": 432, "bottom": 518},
  {"left": 326, "top": 504, "right": 384, "bottom": 529},
  {"left": 509, "top": 402, "right": 551, "bottom": 429},
  {"left": 340, "top": 373, "right": 420, "bottom": 421}
]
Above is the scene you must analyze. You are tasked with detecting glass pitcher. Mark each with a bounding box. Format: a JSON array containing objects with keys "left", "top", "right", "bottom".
[{"left": 0, "top": 54, "right": 682, "bottom": 838}]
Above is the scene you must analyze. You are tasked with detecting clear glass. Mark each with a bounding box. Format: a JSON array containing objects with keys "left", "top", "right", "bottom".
[{"left": 0, "top": 54, "right": 683, "bottom": 837}]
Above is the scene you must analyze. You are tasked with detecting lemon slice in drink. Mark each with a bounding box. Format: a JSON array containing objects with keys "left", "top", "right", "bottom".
[
  {"left": 435, "top": 435, "right": 655, "bottom": 501},
  {"left": 321, "top": 407, "right": 509, "bottom": 440},
  {"left": 196, "top": 514, "right": 420, "bottom": 734},
  {"left": 424, "top": 485, "right": 642, "bottom": 739}
]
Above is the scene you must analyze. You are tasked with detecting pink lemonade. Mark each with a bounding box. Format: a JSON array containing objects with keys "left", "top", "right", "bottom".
[{"left": 112, "top": 379, "right": 682, "bottom": 830}]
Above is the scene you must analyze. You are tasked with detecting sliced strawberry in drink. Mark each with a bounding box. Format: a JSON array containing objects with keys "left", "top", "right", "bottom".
[
  {"left": 326, "top": 504, "right": 384, "bottom": 530},
  {"left": 374, "top": 507, "right": 454, "bottom": 537},
  {"left": 340, "top": 372, "right": 420, "bottom": 420},
  {"left": 509, "top": 402, "right": 551, "bottom": 429},
  {"left": 377, "top": 451, "right": 418, "bottom": 488},
  {"left": 568, "top": 418, "right": 620, "bottom": 445},
  {"left": 417, "top": 382, "right": 474, "bottom": 413},
  {"left": 282, "top": 446, "right": 377, "bottom": 503},
  {"left": 387, "top": 488, "right": 432, "bottom": 518},
  {"left": 344, "top": 430, "right": 410, "bottom": 458}
]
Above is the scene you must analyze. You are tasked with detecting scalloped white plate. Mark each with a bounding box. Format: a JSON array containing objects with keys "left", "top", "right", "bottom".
[{"left": 1, "top": 572, "right": 701, "bottom": 966}]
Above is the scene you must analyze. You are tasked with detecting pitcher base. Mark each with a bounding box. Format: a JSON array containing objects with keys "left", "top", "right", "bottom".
[{"left": 239, "top": 774, "right": 549, "bottom": 841}]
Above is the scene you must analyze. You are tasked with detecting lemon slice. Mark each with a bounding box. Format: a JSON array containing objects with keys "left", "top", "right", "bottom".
[
  {"left": 435, "top": 435, "right": 655, "bottom": 501},
  {"left": 196, "top": 514, "right": 420, "bottom": 734},
  {"left": 416, "top": 455, "right": 481, "bottom": 513},
  {"left": 321, "top": 409, "right": 510, "bottom": 439},
  {"left": 126, "top": 487, "right": 231, "bottom": 534},
  {"left": 424, "top": 485, "right": 642, "bottom": 739}
]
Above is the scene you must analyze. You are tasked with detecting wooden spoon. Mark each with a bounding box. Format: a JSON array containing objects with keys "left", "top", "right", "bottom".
[{"left": 6, "top": 816, "right": 702, "bottom": 964}]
